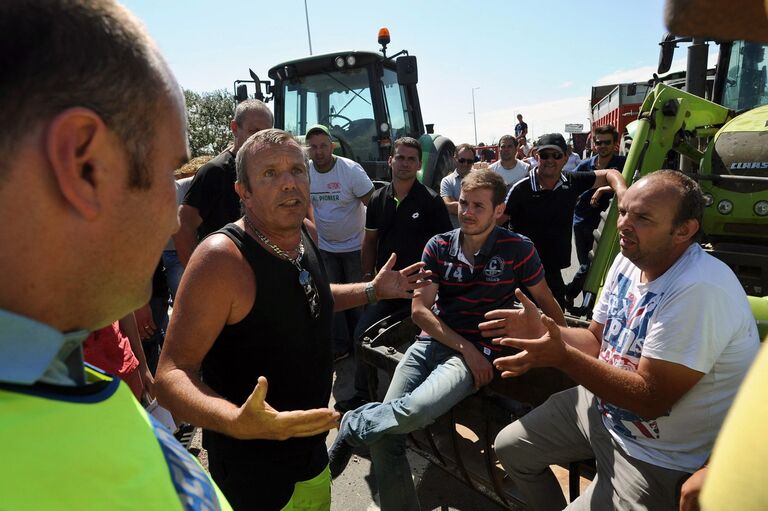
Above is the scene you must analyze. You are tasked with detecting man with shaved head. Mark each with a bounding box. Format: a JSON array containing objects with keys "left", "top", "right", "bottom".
[{"left": 0, "top": 0, "right": 230, "bottom": 508}]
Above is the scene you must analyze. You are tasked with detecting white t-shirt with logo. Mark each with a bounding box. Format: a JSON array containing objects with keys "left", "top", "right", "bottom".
[
  {"left": 310, "top": 156, "right": 374, "bottom": 252},
  {"left": 592, "top": 243, "right": 759, "bottom": 472},
  {"left": 489, "top": 159, "right": 530, "bottom": 186}
]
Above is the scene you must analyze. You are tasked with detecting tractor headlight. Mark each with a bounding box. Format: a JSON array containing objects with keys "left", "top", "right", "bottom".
[
  {"left": 346, "top": 55, "right": 356, "bottom": 67},
  {"left": 754, "top": 200, "right": 768, "bottom": 216},
  {"left": 702, "top": 193, "right": 714, "bottom": 207},
  {"left": 334, "top": 56, "right": 345, "bottom": 69},
  {"left": 717, "top": 200, "right": 734, "bottom": 215}
]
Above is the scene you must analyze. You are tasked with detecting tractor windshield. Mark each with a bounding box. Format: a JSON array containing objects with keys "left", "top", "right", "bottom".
[
  {"left": 722, "top": 41, "right": 768, "bottom": 112},
  {"left": 282, "top": 67, "right": 378, "bottom": 162}
]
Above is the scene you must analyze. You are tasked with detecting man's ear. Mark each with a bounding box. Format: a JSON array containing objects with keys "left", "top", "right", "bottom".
[
  {"left": 230, "top": 119, "right": 238, "bottom": 136},
  {"left": 235, "top": 180, "right": 249, "bottom": 201},
  {"left": 45, "top": 107, "right": 112, "bottom": 220},
  {"left": 494, "top": 202, "right": 506, "bottom": 220},
  {"left": 674, "top": 218, "right": 699, "bottom": 243}
]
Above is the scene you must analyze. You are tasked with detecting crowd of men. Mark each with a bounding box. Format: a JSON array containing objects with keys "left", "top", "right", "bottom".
[{"left": 1, "top": 2, "right": 764, "bottom": 511}]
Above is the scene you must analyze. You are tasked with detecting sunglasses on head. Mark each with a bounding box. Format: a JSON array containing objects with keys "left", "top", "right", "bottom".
[
  {"left": 457, "top": 158, "right": 474, "bottom": 164},
  {"left": 538, "top": 151, "right": 563, "bottom": 160},
  {"left": 594, "top": 139, "right": 613, "bottom": 147},
  {"left": 298, "top": 268, "right": 320, "bottom": 320}
]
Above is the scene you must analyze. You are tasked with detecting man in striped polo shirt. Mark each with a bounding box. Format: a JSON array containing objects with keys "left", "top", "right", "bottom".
[{"left": 328, "top": 169, "right": 565, "bottom": 510}]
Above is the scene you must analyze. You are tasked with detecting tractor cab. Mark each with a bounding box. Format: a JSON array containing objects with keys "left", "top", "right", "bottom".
[
  {"left": 236, "top": 29, "right": 456, "bottom": 189},
  {"left": 235, "top": 29, "right": 431, "bottom": 183}
]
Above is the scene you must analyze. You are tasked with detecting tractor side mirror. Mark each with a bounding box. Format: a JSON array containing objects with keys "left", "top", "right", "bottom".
[
  {"left": 235, "top": 84, "right": 249, "bottom": 103},
  {"left": 658, "top": 33, "right": 678, "bottom": 75},
  {"left": 396, "top": 56, "right": 418, "bottom": 85}
]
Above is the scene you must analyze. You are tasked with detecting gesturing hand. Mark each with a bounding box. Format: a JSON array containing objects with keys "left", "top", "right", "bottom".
[
  {"left": 372, "top": 253, "right": 434, "bottom": 300},
  {"left": 478, "top": 288, "right": 545, "bottom": 340},
  {"left": 235, "top": 376, "right": 340, "bottom": 440},
  {"left": 492, "top": 315, "right": 568, "bottom": 378}
]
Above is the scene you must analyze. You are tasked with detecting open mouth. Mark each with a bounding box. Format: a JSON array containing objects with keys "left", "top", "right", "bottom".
[{"left": 280, "top": 198, "right": 302, "bottom": 207}]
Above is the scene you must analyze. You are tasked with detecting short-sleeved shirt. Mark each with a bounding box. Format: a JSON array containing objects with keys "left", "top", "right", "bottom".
[
  {"left": 310, "top": 156, "right": 374, "bottom": 253},
  {"left": 504, "top": 169, "right": 596, "bottom": 269},
  {"left": 514, "top": 121, "right": 528, "bottom": 138},
  {"left": 439, "top": 169, "right": 465, "bottom": 227},
  {"left": 366, "top": 180, "right": 452, "bottom": 271},
  {"left": 573, "top": 154, "right": 626, "bottom": 229},
  {"left": 182, "top": 151, "right": 239, "bottom": 239},
  {"left": 592, "top": 244, "right": 759, "bottom": 472},
  {"left": 421, "top": 227, "right": 544, "bottom": 360},
  {"left": 489, "top": 159, "right": 530, "bottom": 187}
]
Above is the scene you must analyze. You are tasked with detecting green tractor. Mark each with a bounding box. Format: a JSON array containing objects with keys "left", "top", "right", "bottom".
[
  {"left": 582, "top": 37, "right": 768, "bottom": 337},
  {"left": 234, "top": 28, "right": 455, "bottom": 190}
]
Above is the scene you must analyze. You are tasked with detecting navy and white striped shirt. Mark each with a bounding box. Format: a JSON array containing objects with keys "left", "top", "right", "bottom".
[{"left": 422, "top": 227, "right": 544, "bottom": 359}]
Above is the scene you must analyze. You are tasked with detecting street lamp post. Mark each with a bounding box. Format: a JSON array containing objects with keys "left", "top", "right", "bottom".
[
  {"left": 304, "top": 0, "right": 313, "bottom": 55},
  {"left": 471, "top": 87, "right": 480, "bottom": 145}
]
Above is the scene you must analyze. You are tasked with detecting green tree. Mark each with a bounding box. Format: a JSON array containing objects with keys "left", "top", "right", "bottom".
[{"left": 184, "top": 89, "right": 234, "bottom": 157}]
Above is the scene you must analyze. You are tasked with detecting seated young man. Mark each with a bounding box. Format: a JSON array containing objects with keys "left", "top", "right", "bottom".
[{"left": 328, "top": 169, "right": 564, "bottom": 511}]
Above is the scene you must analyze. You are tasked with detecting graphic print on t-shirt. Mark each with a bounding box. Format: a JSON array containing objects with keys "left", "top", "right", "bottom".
[{"left": 598, "top": 272, "right": 666, "bottom": 440}]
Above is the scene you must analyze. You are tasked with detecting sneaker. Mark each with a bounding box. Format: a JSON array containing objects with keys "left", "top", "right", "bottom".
[
  {"left": 328, "top": 417, "right": 354, "bottom": 479},
  {"left": 333, "top": 396, "right": 370, "bottom": 413}
]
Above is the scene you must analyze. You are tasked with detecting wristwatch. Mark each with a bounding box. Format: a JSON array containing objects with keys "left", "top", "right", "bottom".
[{"left": 365, "top": 281, "right": 378, "bottom": 304}]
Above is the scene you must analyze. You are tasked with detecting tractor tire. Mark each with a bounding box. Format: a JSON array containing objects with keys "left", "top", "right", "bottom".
[{"left": 422, "top": 135, "right": 455, "bottom": 193}]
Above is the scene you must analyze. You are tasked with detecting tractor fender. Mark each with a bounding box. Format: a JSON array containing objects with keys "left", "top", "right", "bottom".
[{"left": 419, "top": 134, "right": 455, "bottom": 192}]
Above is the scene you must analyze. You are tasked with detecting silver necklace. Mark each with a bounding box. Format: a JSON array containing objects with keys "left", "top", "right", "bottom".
[
  {"left": 242, "top": 214, "right": 304, "bottom": 268},
  {"left": 242, "top": 214, "right": 320, "bottom": 320}
]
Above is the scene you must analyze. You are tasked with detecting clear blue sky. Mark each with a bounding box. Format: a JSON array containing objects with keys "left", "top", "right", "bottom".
[{"left": 123, "top": 0, "right": 683, "bottom": 144}]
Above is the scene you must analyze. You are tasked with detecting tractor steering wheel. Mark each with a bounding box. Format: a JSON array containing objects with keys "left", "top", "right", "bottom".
[{"left": 326, "top": 114, "right": 353, "bottom": 131}]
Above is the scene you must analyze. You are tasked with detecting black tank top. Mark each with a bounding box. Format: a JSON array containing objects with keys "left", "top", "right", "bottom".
[{"left": 201, "top": 223, "right": 333, "bottom": 473}]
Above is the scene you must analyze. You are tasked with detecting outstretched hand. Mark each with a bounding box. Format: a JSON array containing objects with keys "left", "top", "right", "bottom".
[
  {"left": 492, "top": 314, "right": 568, "bottom": 378},
  {"left": 478, "top": 288, "right": 546, "bottom": 340},
  {"left": 235, "top": 376, "right": 340, "bottom": 440},
  {"left": 372, "top": 253, "right": 434, "bottom": 300}
]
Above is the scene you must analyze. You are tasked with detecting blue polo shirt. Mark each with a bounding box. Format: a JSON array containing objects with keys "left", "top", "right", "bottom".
[
  {"left": 573, "top": 154, "right": 626, "bottom": 229},
  {"left": 422, "top": 227, "right": 544, "bottom": 360}
]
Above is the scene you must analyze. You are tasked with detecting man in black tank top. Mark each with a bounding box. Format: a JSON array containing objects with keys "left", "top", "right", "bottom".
[{"left": 156, "top": 129, "right": 432, "bottom": 511}]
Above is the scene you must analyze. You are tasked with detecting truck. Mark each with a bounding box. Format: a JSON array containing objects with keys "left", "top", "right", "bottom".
[
  {"left": 233, "top": 28, "right": 455, "bottom": 190},
  {"left": 590, "top": 81, "right": 651, "bottom": 153}
]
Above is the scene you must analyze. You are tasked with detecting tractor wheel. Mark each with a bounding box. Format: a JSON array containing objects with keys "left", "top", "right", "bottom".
[{"left": 422, "top": 136, "right": 455, "bottom": 192}]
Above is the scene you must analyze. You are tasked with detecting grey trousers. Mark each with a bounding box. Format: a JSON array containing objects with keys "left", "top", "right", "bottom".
[{"left": 494, "top": 386, "right": 690, "bottom": 511}]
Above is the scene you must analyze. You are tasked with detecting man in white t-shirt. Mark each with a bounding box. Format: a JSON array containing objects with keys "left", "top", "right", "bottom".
[
  {"left": 306, "top": 124, "right": 375, "bottom": 360},
  {"left": 484, "top": 170, "right": 759, "bottom": 510},
  {"left": 488, "top": 134, "right": 530, "bottom": 190}
]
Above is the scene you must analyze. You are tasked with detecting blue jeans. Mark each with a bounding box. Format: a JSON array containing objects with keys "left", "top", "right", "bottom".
[
  {"left": 162, "top": 249, "right": 184, "bottom": 301},
  {"left": 320, "top": 249, "right": 362, "bottom": 355},
  {"left": 339, "top": 337, "right": 476, "bottom": 511}
]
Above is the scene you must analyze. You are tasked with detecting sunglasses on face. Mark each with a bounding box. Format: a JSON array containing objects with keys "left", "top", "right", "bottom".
[
  {"left": 457, "top": 158, "right": 474, "bottom": 164},
  {"left": 298, "top": 268, "right": 320, "bottom": 319},
  {"left": 594, "top": 139, "right": 613, "bottom": 147},
  {"left": 538, "top": 151, "right": 564, "bottom": 160}
]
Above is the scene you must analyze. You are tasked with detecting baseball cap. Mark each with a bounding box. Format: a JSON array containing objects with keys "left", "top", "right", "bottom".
[
  {"left": 306, "top": 124, "right": 332, "bottom": 139},
  {"left": 536, "top": 133, "right": 567, "bottom": 153}
]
